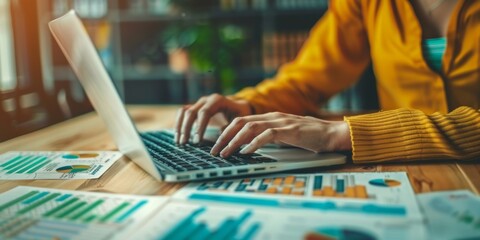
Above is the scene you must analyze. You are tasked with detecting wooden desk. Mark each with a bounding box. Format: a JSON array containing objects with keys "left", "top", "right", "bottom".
[{"left": 1, "top": 105, "right": 479, "bottom": 196}]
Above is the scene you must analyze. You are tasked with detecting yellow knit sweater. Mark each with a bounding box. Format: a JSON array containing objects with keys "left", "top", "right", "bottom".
[{"left": 233, "top": 0, "right": 480, "bottom": 163}]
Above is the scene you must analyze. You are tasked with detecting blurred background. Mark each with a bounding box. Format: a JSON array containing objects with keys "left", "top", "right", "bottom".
[{"left": 0, "top": 0, "right": 378, "bottom": 142}]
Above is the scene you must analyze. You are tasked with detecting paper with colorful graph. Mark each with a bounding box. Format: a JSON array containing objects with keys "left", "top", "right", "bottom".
[
  {"left": 134, "top": 172, "right": 426, "bottom": 239},
  {"left": 0, "top": 172, "right": 428, "bottom": 240},
  {"left": 0, "top": 185, "right": 426, "bottom": 240},
  {"left": 174, "top": 172, "right": 423, "bottom": 219},
  {"left": 0, "top": 186, "right": 167, "bottom": 240},
  {"left": 0, "top": 151, "right": 122, "bottom": 180},
  {"left": 133, "top": 198, "right": 426, "bottom": 240},
  {"left": 417, "top": 190, "right": 480, "bottom": 239}
]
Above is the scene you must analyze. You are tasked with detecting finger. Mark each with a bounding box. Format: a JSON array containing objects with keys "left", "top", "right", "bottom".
[
  {"left": 195, "top": 95, "right": 225, "bottom": 144},
  {"left": 180, "top": 100, "right": 206, "bottom": 144},
  {"left": 174, "top": 106, "right": 188, "bottom": 143},
  {"left": 210, "top": 117, "right": 246, "bottom": 156},
  {"left": 240, "top": 127, "right": 289, "bottom": 154},
  {"left": 211, "top": 113, "right": 291, "bottom": 155},
  {"left": 219, "top": 120, "right": 285, "bottom": 158}
]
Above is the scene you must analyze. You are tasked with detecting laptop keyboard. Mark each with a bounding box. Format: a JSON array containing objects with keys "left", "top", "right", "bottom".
[{"left": 140, "top": 131, "right": 277, "bottom": 172}]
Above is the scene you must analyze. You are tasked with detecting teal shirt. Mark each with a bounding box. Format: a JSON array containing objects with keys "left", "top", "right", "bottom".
[{"left": 423, "top": 37, "right": 447, "bottom": 73}]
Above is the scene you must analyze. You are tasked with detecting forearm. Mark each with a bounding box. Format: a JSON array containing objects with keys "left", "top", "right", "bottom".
[
  {"left": 233, "top": 77, "right": 329, "bottom": 116},
  {"left": 345, "top": 107, "right": 480, "bottom": 163},
  {"left": 234, "top": 0, "right": 370, "bottom": 115}
]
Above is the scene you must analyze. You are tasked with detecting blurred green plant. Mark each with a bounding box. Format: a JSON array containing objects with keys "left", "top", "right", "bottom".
[{"left": 162, "top": 22, "right": 246, "bottom": 94}]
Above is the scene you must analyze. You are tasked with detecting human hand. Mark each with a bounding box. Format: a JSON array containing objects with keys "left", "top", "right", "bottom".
[
  {"left": 210, "top": 112, "right": 352, "bottom": 158},
  {"left": 175, "top": 94, "right": 253, "bottom": 144}
]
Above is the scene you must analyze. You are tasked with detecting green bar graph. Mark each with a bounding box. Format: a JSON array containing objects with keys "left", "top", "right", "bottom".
[
  {"left": 43, "top": 197, "right": 79, "bottom": 217},
  {"left": 0, "top": 155, "right": 23, "bottom": 167},
  {"left": 0, "top": 191, "right": 39, "bottom": 212},
  {"left": 99, "top": 202, "right": 130, "bottom": 223},
  {"left": 70, "top": 199, "right": 104, "bottom": 221},
  {"left": 17, "top": 193, "right": 61, "bottom": 215},
  {"left": 16, "top": 157, "right": 48, "bottom": 174},
  {"left": 0, "top": 187, "right": 155, "bottom": 240},
  {"left": 6, "top": 156, "right": 43, "bottom": 174},
  {"left": 26, "top": 160, "right": 52, "bottom": 174},
  {"left": 3, "top": 155, "right": 35, "bottom": 171},
  {"left": 51, "top": 198, "right": 84, "bottom": 219},
  {"left": 84, "top": 215, "right": 97, "bottom": 223},
  {"left": 56, "top": 201, "right": 87, "bottom": 219}
]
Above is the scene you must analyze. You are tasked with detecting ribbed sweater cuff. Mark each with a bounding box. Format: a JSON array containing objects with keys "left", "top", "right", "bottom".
[
  {"left": 344, "top": 108, "right": 429, "bottom": 163},
  {"left": 345, "top": 107, "right": 480, "bottom": 163}
]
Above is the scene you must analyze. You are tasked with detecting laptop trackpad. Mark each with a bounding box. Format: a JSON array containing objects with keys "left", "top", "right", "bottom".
[{"left": 256, "top": 148, "right": 344, "bottom": 162}]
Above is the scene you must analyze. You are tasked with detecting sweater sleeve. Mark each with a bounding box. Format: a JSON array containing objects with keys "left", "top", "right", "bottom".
[
  {"left": 344, "top": 106, "right": 480, "bottom": 163},
  {"left": 232, "top": 0, "right": 370, "bottom": 115}
]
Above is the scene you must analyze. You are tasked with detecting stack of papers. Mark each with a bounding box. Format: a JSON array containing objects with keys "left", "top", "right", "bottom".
[
  {"left": 1, "top": 172, "right": 478, "bottom": 239},
  {"left": 0, "top": 172, "right": 428, "bottom": 240}
]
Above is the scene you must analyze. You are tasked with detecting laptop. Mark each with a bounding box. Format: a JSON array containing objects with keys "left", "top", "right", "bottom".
[{"left": 48, "top": 10, "right": 346, "bottom": 182}]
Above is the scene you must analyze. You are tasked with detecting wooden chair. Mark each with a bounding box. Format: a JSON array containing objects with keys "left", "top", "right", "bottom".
[
  {"left": 0, "top": 0, "right": 67, "bottom": 141},
  {"left": 0, "top": 92, "right": 14, "bottom": 141}
]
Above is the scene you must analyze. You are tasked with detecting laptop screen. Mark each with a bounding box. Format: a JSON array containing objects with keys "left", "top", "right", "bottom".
[{"left": 49, "top": 10, "right": 162, "bottom": 180}]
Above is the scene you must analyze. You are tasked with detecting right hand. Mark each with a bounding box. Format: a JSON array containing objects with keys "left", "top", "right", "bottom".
[{"left": 175, "top": 94, "right": 253, "bottom": 145}]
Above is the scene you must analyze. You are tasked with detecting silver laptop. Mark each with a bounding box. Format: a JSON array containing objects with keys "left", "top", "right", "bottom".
[{"left": 49, "top": 10, "right": 346, "bottom": 182}]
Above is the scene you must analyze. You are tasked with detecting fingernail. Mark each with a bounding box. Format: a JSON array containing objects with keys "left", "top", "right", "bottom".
[
  {"left": 192, "top": 133, "right": 200, "bottom": 144},
  {"left": 210, "top": 146, "right": 219, "bottom": 156},
  {"left": 180, "top": 134, "right": 186, "bottom": 144},
  {"left": 174, "top": 133, "right": 179, "bottom": 143},
  {"left": 220, "top": 148, "right": 229, "bottom": 158},
  {"left": 240, "top": 144, "right": 253, "bottom": 154}
]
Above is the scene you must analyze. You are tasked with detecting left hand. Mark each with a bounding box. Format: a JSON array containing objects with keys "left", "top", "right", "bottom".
[{"left": 210, "top": 112, "right": 352, "bottom": 158}]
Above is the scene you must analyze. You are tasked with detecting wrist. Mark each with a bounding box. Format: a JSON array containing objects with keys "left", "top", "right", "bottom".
[{"left": 336, "top": 121, "right": 352, "bottom": 151}]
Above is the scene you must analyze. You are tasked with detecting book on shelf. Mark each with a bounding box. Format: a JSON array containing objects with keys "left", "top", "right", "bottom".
[
  {"left": 262, "top": 31, "right": 309, "bottom": 72},
  {"left": 220, "top": 0, "right": 328, "bottom": 11},
  {"left": 128, "top": 0, "right": 170, "bottom": 14},
  {"left": 53, "top": 0, "right": 108, "bottom": 18},
  {"left": 275, "top": 0, "right": 328, "bottom": 9},
  {"left": 84, "top": 20, "right": 113, "bottom": 72}
]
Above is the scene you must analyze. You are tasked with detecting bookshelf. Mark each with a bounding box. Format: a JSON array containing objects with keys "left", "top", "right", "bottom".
[{"left": 37, "top": 0, "right": 330, "bottom": 104}]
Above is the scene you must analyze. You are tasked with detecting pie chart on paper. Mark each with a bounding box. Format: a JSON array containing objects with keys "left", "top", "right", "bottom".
[
  {"left": 56, "top": 165, "right": 91, "bottom": 173},
  {"left": 304, "top": 227, "right": 376, "bottom": 240},
  {"left": 368, "top": 179, "right": 401, "bottom": 187}
]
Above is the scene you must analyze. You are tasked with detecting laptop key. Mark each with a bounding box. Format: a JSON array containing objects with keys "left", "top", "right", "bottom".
[
  {"left": 185, "top": 166, "right": 200, "bottom": 170},
  {"left": 217, "top": 163, "right": 233, "bottom": 168}
]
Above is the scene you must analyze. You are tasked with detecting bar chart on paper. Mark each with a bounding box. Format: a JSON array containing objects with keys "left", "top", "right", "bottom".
[
  {"left": 134, "top": 201, "right": 274, "bottom": 240},
  {"left": 0, "top": 186, "right": 167, "bottom": 240},
  {"left": 160, "top": 207, "right": 261, "bottom": 240},
  {"left": 174, "top": 172, "right": 422, "bottom": 219},
  {"left": 189, "top": 174, "right": 391, "bottom": 199},
  {"left": 133, "top": 200, "right": 425, "bottom": 240},
  {"left": 177, "top": 172, "right": 412, "bottom": 200},
  {"left": 0, "top": 151, "right": 122, "bottom": 179}
]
